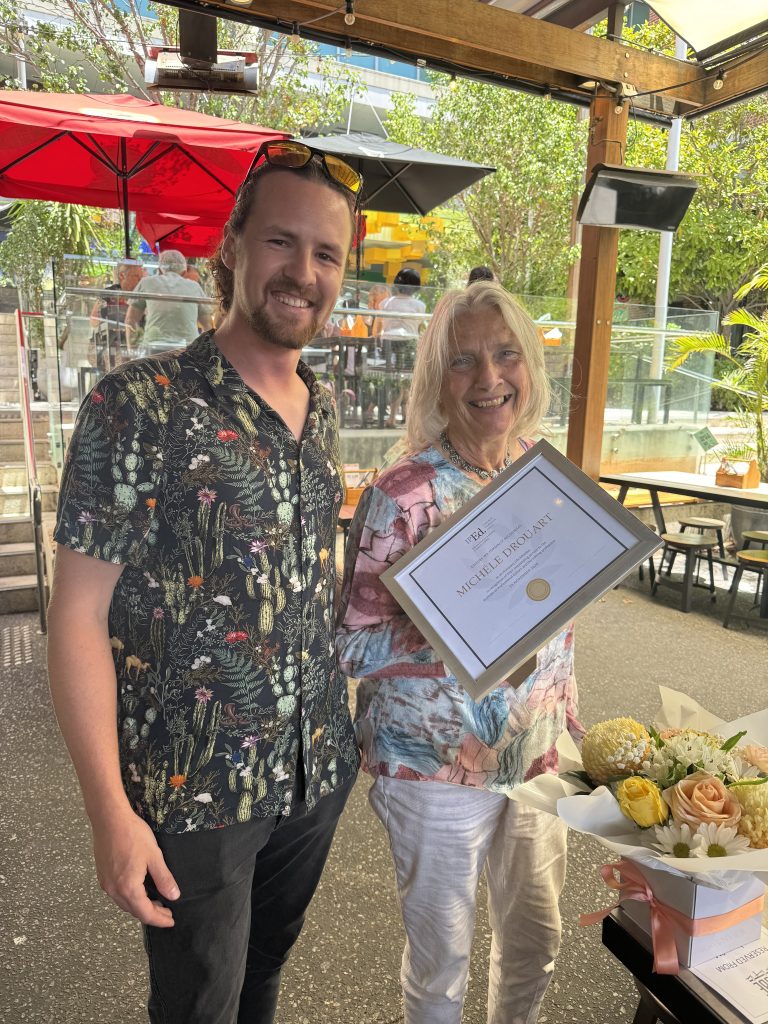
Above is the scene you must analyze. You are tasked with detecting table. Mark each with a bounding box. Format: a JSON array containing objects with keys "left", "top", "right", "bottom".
[
  {"left": 602, "top": 910, "right": 750, "bottom": 1024},
  {"left": 600, "top": 470, "right": 768, "bottom": 536}
]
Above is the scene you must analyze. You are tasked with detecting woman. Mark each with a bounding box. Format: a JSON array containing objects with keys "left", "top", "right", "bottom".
[{"left": 336, "top": 282, "right": 582, "bottom": 1024}]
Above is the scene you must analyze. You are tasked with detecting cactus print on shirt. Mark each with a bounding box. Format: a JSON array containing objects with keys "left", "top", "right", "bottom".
[
  {"left": 55, "top": 330, "right": 358, "bottom": 834},
  {"left": 336, "top": 446, "right": 583, "bottom": 793}
]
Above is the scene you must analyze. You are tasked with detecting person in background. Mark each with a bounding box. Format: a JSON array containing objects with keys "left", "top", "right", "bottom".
[
  {"left": 337, "top": 280, "right": 582, "bottom": 1024},
  {"left": 125, "top": 249, "right": 213, "bottom": 353},
  {"left": 467, "top": 265, "right": 495, "bottom": 284},
  {"left": 365, "top": 283, "right": 392, "bottom": 344},
  {"left": 48, "top": 139, "right": 362, "bottom": 1024},
  {"left": 380, "top": 268, "right": 426, "bottom": 428},
  {"left": 88, "top": 259, "right": 144, "bottom": 371},
  {"left": 362, "top": 283, "right": 392, "bottom": 424}
]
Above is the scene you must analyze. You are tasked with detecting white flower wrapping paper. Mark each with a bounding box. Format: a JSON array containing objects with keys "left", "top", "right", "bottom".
[{"left": 510, "top": 686, "right": 768, "bottom": 886}]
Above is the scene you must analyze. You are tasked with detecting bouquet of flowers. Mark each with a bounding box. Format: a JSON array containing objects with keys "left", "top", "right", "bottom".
[{"left": 513, "top": 687, "right": 768, "bottom": 875}]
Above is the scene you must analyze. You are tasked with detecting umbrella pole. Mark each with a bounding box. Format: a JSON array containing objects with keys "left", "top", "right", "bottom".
[{"left": 120, "top": 137, "right": 131, "bottom": 258}]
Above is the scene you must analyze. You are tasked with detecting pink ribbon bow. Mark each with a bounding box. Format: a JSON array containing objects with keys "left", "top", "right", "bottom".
[{"left": 579, "top": 859, "right": 764, "bottom": 975}]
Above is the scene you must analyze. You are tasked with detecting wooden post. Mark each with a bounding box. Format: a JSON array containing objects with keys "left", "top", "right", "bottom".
[{"left": 565, "top": 88, "right": 628, "bottom": 478}]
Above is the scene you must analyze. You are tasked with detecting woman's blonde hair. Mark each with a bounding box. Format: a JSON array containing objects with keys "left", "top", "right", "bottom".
[{"left": 405, "top": 282, "right": 550, "bottom": 453}]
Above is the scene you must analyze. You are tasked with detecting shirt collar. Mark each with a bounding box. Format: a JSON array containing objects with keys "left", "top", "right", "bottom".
[{"left": 186, "top": 330, "right": 336, "bottom": 433}]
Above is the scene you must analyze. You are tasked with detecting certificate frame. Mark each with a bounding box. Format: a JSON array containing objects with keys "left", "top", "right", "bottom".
[{"left": 382, "top": 439, "right": 661, "bottom": 701}]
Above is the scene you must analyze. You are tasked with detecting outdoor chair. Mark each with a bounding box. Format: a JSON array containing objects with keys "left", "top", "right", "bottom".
[
  {"left": 664, "top": 516, "right": 727, "bottom": 581},
  {"left": 723, "top": 549, "right": 768, "bottom": 629},
  {"left": 737, "top": 529, "right": 768, "bottom": 607},
  {"left": 652, "top": 533, "right": 717, "bottom": 613}
]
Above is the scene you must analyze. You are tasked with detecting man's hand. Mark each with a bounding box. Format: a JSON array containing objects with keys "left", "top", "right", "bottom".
[{"left": 92, "top": 811, "right": 180, "bottom": 928}]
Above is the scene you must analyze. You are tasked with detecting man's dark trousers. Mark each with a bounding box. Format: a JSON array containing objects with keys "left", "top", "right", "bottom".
[{"left": 143, "top": 776, "right": 354, "bottom": 1024}]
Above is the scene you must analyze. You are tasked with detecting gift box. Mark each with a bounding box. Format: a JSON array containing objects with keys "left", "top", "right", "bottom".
[{"left": 619, "top": 859, "right": 765, "bottom": 968}]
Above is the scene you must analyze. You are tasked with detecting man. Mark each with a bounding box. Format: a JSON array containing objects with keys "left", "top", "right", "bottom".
[
  {"left": 88, "top": 259, "right": 144, "bottom": 371},
  {"left": 380, "top": 267, "right": 426, "bottom": 428},
  {"left": 48, "top": 141, "right": 362, "bottom": 1024},
  {"left": 467, "top": 265, "right": 495, "bottom": 284},
  {"left": 125, "top": 248, "right": 213, "bottom": 352}
]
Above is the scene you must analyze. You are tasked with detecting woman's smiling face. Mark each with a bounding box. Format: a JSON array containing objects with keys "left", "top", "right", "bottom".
[{"left": 441, "top": 305, "right": 530, "bottom": 446}]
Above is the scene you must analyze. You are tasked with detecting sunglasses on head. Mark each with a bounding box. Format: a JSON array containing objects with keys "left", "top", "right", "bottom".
[{"left": 246, "top": 140, "right": 364, "bottom": 205}]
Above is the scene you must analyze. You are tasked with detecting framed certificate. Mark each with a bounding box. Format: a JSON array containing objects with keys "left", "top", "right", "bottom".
[{"left": 382, "top": 439, "right": 661, "bottom": 701}]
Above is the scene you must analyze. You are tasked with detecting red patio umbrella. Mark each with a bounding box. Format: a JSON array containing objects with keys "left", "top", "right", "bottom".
[
  {"left": 0, "top": 90, "right": 286, "bottom": 256},
  {"left": 135, "top": 209, "right": 227, "bottom": 259}
]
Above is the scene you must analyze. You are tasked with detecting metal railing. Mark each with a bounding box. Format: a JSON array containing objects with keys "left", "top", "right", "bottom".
[{"left": 15, "top": 308, "right": 48, "bottom": 634}]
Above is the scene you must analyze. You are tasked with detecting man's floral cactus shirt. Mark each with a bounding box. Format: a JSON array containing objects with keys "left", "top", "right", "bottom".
[{"left": 54, "top": 331, "right": 358, "bottom": 834}]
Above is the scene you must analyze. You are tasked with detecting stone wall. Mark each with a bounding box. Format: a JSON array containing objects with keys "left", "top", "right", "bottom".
[{"left": 339, "top": 422, "right": 702, "bottom": 477}]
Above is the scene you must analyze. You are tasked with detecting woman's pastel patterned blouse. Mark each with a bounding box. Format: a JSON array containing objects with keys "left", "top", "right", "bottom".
[
  {"left": 55, "top": 331, "right": 358, "bottom": 834},
  {"left": 336, "top": 445, "right": 583, "bottom": 793}
]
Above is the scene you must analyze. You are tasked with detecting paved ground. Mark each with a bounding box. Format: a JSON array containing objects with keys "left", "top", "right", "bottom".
[{"left": 2, "top": 563, "right": 767, "bottom": 1024}]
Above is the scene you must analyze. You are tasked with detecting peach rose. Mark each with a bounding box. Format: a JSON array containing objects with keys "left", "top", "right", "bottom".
[
  {"left": 739, "top": 745, "right": 768, "bottom": 773},
  {"left": 663, "top": 770, "right": 741, "bottom": 829}
]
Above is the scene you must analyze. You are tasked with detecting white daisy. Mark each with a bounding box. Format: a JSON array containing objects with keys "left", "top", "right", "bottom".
[
  {"left": 731, "top": 755, "right": 762, "bottom": 781},
  {"left": 694, "top": 822, "right": 751, "bottom": 858},
  {"left": 652, "top": 821, "right": 703, "bottom": 858}
]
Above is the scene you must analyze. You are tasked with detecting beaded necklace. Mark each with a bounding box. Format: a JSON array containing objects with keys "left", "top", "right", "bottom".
[{"left": 439, "top": 431, "right": 512, "bottom": 481}]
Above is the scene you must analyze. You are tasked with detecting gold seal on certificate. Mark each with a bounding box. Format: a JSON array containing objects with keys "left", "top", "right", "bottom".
[
  {"left": 382, "top": 440, "right": 661, "bottom": 701},
  {"left": 526, "top": 578, "right": 551, "bottom": 602}
]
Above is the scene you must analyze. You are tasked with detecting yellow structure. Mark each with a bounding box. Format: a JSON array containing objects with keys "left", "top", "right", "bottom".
[{"left": 358, "top": 210, "right": 445, "bottom": 284}]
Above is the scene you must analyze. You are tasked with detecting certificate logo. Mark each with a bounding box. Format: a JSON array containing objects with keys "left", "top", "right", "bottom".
[{"left": 526, "top": 578, "right": 551, "bottom": 602}]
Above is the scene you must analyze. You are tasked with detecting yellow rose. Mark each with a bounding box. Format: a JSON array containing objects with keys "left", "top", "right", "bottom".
[{"left": 616, "top": 776, "right": 669, "bottom": 828}]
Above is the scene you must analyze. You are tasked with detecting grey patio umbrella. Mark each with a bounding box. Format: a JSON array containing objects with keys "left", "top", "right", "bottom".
[{"left": 295, "top": 132, "right": 495, "bottom": 216}]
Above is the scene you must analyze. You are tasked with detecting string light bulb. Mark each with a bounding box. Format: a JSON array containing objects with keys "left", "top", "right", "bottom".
[
  {"left": 344, "top": 0, "right": 355, "bottom": 25},
  {"left": 713, "top": 71, "right": 724, "bottom": 91},
  {"left": 290, "top": 21, "right": 300, "bottom": 44},
  {"left": 449, "top": 73, "right": 458, "bottom": 91}
]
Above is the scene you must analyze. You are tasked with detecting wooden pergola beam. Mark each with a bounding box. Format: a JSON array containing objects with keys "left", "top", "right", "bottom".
[
  {"left": 688, "top": 47, "right": 768, "bottom": 118},
  {"left": 566, "top": 88, "right": 629, "bottom": 477},
  {"left": 179, "top": 0, "right": 709, "bottom": 111}
]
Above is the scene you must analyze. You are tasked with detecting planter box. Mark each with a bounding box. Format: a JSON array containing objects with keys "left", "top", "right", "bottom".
[{"left": 620, "top": 861, "right": 765, "bottom": 968}]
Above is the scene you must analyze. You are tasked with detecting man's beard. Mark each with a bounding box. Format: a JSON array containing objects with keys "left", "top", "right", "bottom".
[
  {"left": 245, "top": 306, "right": 320, "bottom": 350},
  {"left": 244, "top": 280, "right": 325, "bottom": 351}
]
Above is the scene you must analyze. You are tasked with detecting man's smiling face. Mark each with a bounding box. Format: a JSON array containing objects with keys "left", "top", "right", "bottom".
[{"left": 222, "top": 171, "right": 353, "bottom": 351}]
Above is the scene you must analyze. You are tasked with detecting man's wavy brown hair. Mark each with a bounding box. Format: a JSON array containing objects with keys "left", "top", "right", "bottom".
[{"left": 208, "top": 160, "right": 356, "bottom": 315}]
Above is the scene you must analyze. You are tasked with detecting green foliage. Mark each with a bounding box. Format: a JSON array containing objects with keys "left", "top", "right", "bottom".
[
  {"left": 0, "top": 200, "right": 112, "bottom": 308},
  {"left": 385, "top": 77, "right": 586, "bottom": 294},
  {"left": 614, "top": 23, "right": 768, "bottom": 320},
  {"left": 668, "top": 263, "right": 768, "bottom": 479}
]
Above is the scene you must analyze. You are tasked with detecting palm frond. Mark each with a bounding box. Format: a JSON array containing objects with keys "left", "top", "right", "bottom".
[
  {"left": 666, "top": 332, "right": 732, "bottom": 370},
  {"left": 723, "top": 308, "right": 768, "bottom": 334},
  {"left": 735, "top": 262, "right": 768, "bottom": 300}
]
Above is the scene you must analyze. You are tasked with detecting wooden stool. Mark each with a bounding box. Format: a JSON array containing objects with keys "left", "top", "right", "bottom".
[
  {"left": 652, "top": 533, "right": 717, "bottom": 613},
  {"left": 723, "top": 549, "right": 768, "bottom": 628},
  {"left": 668, "top": 516, "right": 727, "bottom": 580},
  {"left": 742, "top": 530, "right": 768, "bottom": 604},
  {"left": 742, "top": 529, "right": 768, "bottom": 549}
]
